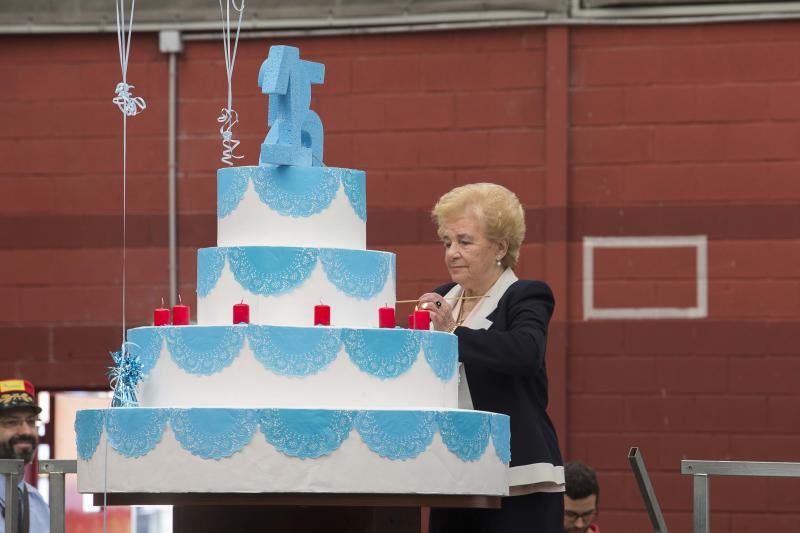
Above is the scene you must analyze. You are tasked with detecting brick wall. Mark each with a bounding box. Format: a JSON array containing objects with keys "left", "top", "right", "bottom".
[
  {"left": 568, "top": 22, "right": 800, "bottom": 531},
  {"left": 1, "top": 34, "right": 169, "bottom": 387},
  {"left": 1, "top": 21, "right": 799, "bottom": 531}
]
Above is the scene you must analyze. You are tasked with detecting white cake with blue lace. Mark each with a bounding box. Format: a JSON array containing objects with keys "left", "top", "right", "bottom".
[{"left": 75, "top": 45, "right": 510, "bottom": 496}]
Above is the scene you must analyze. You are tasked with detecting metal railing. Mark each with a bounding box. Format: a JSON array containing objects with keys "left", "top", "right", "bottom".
[
  {"left": 1, "top": 459, "right": 24, "bottom": 533},
  {"left": 1, "top": 458, "right": 77, "bottom": 533},
  {"left": 39, "top": 460, "right": 77, "bottom": 533},
  {"left": 628, "top": 447, "right": 669, "bottom": 532},
  {"left": 681, "top": 460, "right": 800, "bottom": 533}
]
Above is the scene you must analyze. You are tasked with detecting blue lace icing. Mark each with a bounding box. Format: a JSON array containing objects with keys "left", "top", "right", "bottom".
[
  {"left": 260, "top": 409, "right": 354, "bottom": 459},
  {"left": 319, "top": 249, "right": 392, "bottom": 299},
  {"left": 228, "top": 247, "right": 319, "bottom": 296},
  {"left": 197, "top": 248, "right": 227, "bottom": 297},
  {"left": 75, "top": 410, "right": 105, "bottom": 460},
  {"left": 123, "top": 326, "right": 454, "bottom": 382},
  {"left": 247, "top": 326, "right": 342, "bottom": 376},
  {"left": 217, "top": 167, "right": 250, "bottom": 218},
  {"left": 105, "top": 408, "right": 168, "bottom": 458},
  {"left": 171, "top": 409, "right": 258, "bottom": 459},
  {"left": 491, "top": 415, "right": 511, "bottom": 464},
  {"left": 76, "top": 408, "right": 509, "bottom": 465},
  {"left": 354, "top": 411, "right": 437, "bottom": 460},
  {"left": 217, "top": 166, "right": 366, "bottom": 221},
  {"left": 127, "top": 327, "right": 165, "bottom": 375},
  {"left": 437, "top": 411, "right": 491, "bottom": 462},
  {"left": 252, "top": 166, "right": 339, "bottom": 218},
  {"left": 199, "top": 247, "right": 393, "bottom": 299},
  {"left": 342, "top": 329, "right": 419, "bottom": 379},
  {"left": 339, "top": 169, "right": 367, "bottom": 222},
  {"left": 420, "top": 332, "right": 458, "bottom": 381},
  {"left": 165, "top": 326, "right": 245, "bottom": 375}
]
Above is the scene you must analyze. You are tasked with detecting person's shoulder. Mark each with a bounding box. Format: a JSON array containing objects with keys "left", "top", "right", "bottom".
[
  {"left": 507, "top": 279, "right": 554, "bottom": 300},
  {"left": 25, "top": 481, "right": 46, "bottom": 498},
  {"left": 501, "top": 279, "right": 555, "bottom": 316},
  {"left": 433, "top": 282, "right": 457, "bottom": 296}
]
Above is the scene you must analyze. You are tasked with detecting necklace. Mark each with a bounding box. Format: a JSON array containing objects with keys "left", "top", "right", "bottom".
[
  {"left": 454, "top": 292, "right": 482, "bottom": 328},
  {"left": 455, "top": 294, "right": 467, "bottom": 328}
]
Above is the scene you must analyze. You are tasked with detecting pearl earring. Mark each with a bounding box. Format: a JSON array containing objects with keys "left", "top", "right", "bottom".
[{"left": 496, "top": 257, "right": 502, "bottom": 267}]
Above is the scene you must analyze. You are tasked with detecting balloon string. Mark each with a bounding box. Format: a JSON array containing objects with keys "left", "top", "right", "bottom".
[{"left": 218, "top": 0, "right": 245, "bottom": 165}]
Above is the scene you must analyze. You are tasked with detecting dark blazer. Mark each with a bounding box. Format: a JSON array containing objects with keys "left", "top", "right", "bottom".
[{"left": 435, "top": 279, "right": 562, "bottom": 469}]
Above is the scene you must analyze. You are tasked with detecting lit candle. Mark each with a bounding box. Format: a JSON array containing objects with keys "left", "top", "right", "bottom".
[
  {"left": 378, "top": 305, "right": 396, "bottom": 328},
  {"left": 413, "top": 310, "right": 431, "bottom": 330},
  {"left": 233, "top": 301, "right": 250, "bottom": 324},
  {"left": 172, "top": 296, "right": 190, "bottom": 326},
  {"left": 154, "top": 298, "right": 169, "bottom": 326},
  {"left": 314, "top": 302, "right": 331, "bottom": 326}
]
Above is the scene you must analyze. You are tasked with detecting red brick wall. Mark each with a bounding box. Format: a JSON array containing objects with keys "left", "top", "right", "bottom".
[
  {"left": 1, "top": 34, "right": 169, "bottom": 387},
  {"left": 1, "top": 21, "right": 800, "bottom": 531},
  {"left": 568, "top": 22, "right": 800, "bottom": 531}
]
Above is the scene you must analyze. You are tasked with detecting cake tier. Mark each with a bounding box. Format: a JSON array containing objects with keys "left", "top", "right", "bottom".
[
  {"left": 218, "top": 165, "right": 366, "bottom": 249},
  {"left": 128, "top": 325, "right": 459, "bottom": 409},
  {"left": 197, "top": 247, "right": 396, "bottom": 327},
  {"left": 76, "top": 408, "right": 509, "bottom": 495}
]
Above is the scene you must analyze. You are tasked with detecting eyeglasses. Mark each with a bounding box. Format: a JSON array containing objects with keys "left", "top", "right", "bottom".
[
  {"left": 0, "top": 417, "right": 41, "bottom": 430},
  {"left": 565, "top": 509, "right": 596, "bottom": 523}
]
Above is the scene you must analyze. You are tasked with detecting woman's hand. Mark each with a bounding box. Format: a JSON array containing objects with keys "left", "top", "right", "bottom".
[{"left": 417, "top": 293, "right": 457, "bottom": 332}]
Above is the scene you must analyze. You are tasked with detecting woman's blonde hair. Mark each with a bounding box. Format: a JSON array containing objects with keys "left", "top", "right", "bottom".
[{"left": 431, "top": 182, "right": 526, "bottom": 269}]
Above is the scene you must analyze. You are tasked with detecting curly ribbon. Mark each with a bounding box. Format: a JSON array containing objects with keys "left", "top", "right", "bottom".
[
  {"left": 113, "top": 1, "right": 146, "bottom": 117},
  {"left": 113, "top": 82, "right": 146, "bottom": 117},
  {"left": 218, "top": 0, "right": 245, "bottom": 165},
  {"left": 218, "top": 107, "right": 244, "bottom": 165},
  {"left": 109, "top": 342, "right": 144, "bottom": 408}
]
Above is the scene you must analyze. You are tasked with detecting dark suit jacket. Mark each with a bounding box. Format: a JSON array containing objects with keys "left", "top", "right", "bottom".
[{"left": 435, "top": 279, "right": 562, "bottom": 469}]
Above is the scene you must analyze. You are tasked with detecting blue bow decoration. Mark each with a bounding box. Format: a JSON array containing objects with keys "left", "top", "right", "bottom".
[{"left": 109, "top": 342, "right": 144, "bottom": 407}]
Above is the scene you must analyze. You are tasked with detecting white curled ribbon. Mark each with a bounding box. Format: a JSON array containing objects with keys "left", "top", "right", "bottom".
[
  {"left": 113, "top": 82, "right": 147, "bottom": 117},
  {"left": 218, "top": 107, "right": 243, "bottom": 166},
  {"left": 218, "top": 0, "right": 245, "bottom": 165}
]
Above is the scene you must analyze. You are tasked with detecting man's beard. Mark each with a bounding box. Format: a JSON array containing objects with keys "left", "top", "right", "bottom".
[{"left": 0, "top": 435, "right": 37, "bottom": 463}]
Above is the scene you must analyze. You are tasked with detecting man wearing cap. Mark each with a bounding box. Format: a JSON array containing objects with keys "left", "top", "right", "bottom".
[{"left": 0, "top": 379, "right": 49, "bottom": 533}]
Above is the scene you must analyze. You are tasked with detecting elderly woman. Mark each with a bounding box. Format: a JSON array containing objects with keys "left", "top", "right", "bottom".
[{"left": 418, "top": 183, "right": 564, "bottom": 533}]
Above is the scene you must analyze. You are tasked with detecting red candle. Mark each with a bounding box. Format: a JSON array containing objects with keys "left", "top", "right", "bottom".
[
  {"left": 413, "top": 310, "right": 431, "bottom": 330},
  {"left": 378, "top": 306, "right": 396, "bottom": 328},
  {"left": 172, "top": 301, "right": 190, "bottom": 326},
  {"left": 154, "top": 305, "right": 169, "bottom": 326},
  {"left": 233, "top": 302, "right": 250, "bottom": 324},
  {"left": 407, "top": 313, "right": 415, "bottom": 329},
  {"left": 314, "top": 303, "right": 331, "bottom": 326}
]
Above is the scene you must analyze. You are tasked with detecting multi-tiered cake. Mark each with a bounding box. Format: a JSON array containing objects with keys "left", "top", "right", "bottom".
[{"left": 75, "top": 46, "right": 509, "bottom": 496}]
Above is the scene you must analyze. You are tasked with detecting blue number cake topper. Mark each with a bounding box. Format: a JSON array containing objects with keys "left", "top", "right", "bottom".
[{"left": 258, "top": 45, "right": 325, "bottom": 167}]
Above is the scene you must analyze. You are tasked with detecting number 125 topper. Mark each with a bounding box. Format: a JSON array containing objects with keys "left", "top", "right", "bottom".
[{"left": 258, "top": 45, "right": 325, "bottom": 167}]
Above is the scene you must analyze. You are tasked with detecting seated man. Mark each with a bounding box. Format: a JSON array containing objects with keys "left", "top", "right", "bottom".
[
  {"left": 564, "top": 462, "right": 600, "bottom": 533},
  {"left": 0, "top": 379, "right": 49, "bottom": 533}
]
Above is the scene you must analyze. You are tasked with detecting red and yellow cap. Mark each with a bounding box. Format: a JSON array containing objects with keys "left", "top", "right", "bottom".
[{"left": 0, "top": 379, "right": 42, "bottom": 414}]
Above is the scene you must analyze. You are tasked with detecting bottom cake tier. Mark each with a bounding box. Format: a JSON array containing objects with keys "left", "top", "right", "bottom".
[{"left": 75, "top": 408, "right": 510, "bottom": 496}]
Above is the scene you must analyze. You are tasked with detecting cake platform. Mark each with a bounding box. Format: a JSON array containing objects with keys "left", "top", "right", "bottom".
[{"left": 92, "top": 493, "right": 500, "bottom": 533}]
